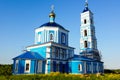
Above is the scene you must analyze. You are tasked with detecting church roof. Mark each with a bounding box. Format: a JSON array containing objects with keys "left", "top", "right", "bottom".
[
  {"left": 13, "top": 51, "right": 45, "bottom": 60},
  {"left": 39, "top": 22, "right": 69, "bottom": 31}
]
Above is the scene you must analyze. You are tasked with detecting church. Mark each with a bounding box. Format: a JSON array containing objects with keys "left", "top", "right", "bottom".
[{"left": 12, "top": 1, "right": 104, "bottom": 74}]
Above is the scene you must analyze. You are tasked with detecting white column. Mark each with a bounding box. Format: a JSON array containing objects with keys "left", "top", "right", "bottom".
[{"left": 45, "top": 60, "right": 48, "bottom": 74}]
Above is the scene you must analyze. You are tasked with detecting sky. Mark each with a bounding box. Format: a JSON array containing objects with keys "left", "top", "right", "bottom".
[{"left": 0, "top": 0, "right": 120, "bottom": 69}]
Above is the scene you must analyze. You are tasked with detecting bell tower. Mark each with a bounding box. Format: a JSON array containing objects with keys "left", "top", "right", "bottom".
[{"left": 80, "top": 0, "right": 101, "bottom": 61}]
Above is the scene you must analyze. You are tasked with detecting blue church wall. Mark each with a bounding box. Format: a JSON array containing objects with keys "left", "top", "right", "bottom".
[
  {"left": 59, "top": 62, "right": 62, "bottom": 72},
  {"left": 53, "top": 61, "right": 56, "bottom": 72},
  {"left": 13, "top": 59, "right": 25, "bottom": 74},
  {"left": 65, "top": 62, "right": 69, "bottom": 73},
  {"left": 86, "top": 61, "right": 92, "bottom": 73},
  {"left": 42, "top": 61, "right": 46, "bottom": 74},
  {"left": 18, "top": 60, "right": 25, "bottom": 74},
  {"left": 93, "top": 62, "right": 97, "bottom": 73},
  {"left": 29, "top": 46, "right": 46, "bottom": 58},
  {"left": 68, "top": 61, "right": 72, "bottom": 73},
  {"left": 98, "top": 62, "right": 104, "bottom": 73},
  {"left": 30, "top": 60, "right": 35, "bottom": 74},
  {"left": 69, "top": 61, "right": 83, "bottom": 74}
]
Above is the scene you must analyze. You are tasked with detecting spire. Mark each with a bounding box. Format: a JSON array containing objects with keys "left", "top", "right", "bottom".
[{"left": 49, "top": 5, "right": 56, "bottom": 23}]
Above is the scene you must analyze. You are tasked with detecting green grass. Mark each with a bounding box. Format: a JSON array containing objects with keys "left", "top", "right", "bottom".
[{"left": 0, "top": 72, "right": 120, "bottom": 80}]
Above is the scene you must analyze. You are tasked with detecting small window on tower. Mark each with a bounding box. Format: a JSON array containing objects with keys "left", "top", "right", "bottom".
[
  {"left": 84, "top": 41, "right": 88, "bottom": 48},
  {"left": 84, "top": 30, "right": 87, "bottom": 36},
  {"left": 84, "top": 19, "right": 87, "bottom": 24}
]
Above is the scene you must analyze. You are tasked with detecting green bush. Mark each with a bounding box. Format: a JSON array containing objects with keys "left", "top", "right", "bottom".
[{"left": 0, "top": 64, "right": 12, "bottom": 76}]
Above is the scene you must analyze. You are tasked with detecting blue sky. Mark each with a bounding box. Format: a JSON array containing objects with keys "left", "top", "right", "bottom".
[{"left": 0, "top": 0, "right": 120, "bottom": 69}]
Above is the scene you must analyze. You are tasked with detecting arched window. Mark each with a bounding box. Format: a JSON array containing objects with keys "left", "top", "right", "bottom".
[
  {"left": 50, "top": 33, "right": 53, "bottom": 41},
  {"left": 84, "top": 30, "right": 87, "bottom": 36},
  {"left": 62, "top": 35, "right": 65, "bottom": 43},
  {"left": 84, "top": 19, "right": 87, "bottom": 24},
  {"left": 84, "top": 41, "right": 88, "bottom": 48}
]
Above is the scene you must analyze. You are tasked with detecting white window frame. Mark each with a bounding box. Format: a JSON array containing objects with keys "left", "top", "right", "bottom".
[
  {"left": 78, "top": 64, "right": 82, "bottom": 71},
  {"left": 50, "top": 33, "right": 54, "bottom": 41},
  {"left": 25, "top": 60, "right": 31, "bottom": 73},
  {"left": 15, "top": 60, "right": 18, "bottom": 72},
  {"left": 38, "top": 33, "right": 41, "bottom": 42},
  {"left": 37, "top": 60, "right": 42, "bottom": 73}
]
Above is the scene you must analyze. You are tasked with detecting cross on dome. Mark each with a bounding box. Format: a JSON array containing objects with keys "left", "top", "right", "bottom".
[
  {"left": 49, "top": 5, "right": 56, "bottom": 22},
  {"left": 85, "top": 0, "right": 88, "bottom": 7},
  {"left": 51, "top": 5, "right": 54, "bottom": 12}
]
